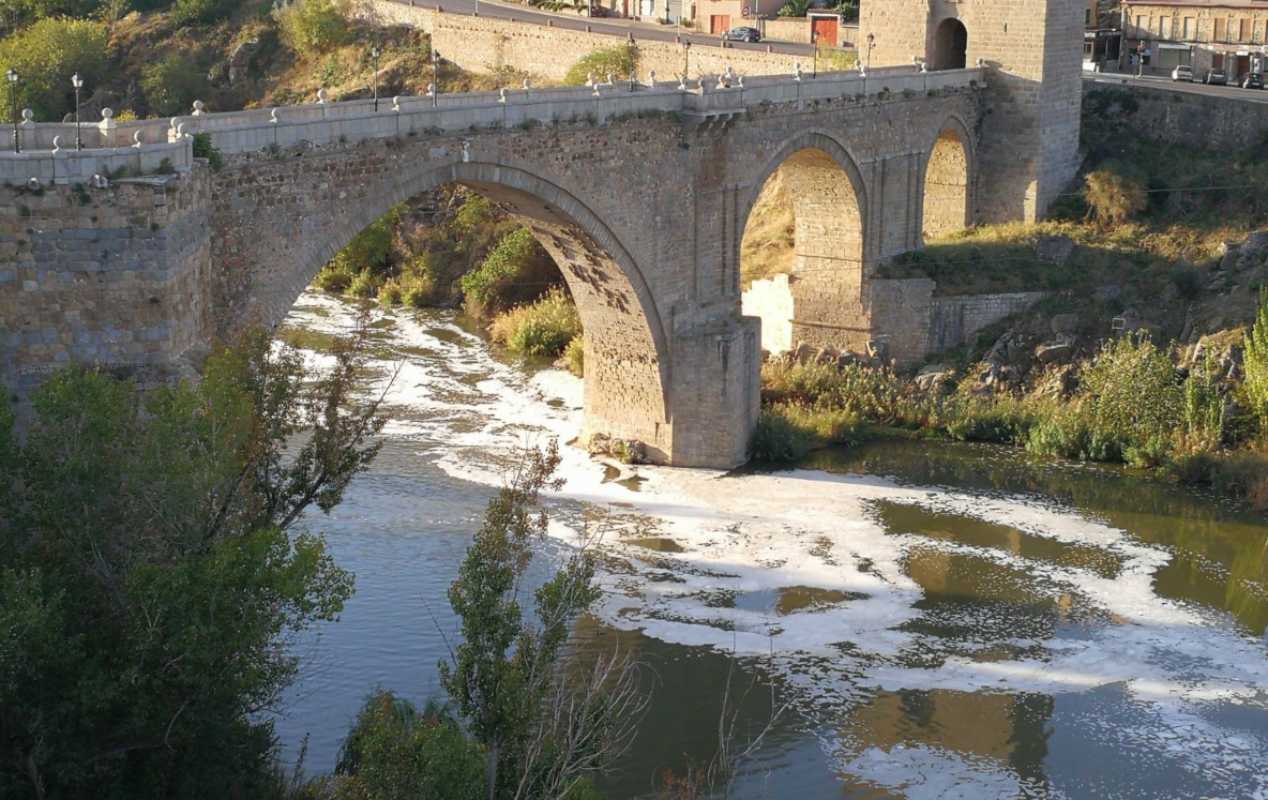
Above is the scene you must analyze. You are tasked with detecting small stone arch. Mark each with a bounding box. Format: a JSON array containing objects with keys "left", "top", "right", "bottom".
[
  {"left": 930, "top": 17, "right": 968, "bottom": 71},
  {"left": 737, "top": 131, "right": 872, "bottom": 354},
  {"left": 233, "top": 158, "right": 674, "bottom": 461},
  {"left": 920, "top": 115, "right": 975, "bottom": 239}
]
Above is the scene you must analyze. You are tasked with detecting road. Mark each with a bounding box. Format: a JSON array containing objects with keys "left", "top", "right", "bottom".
[
  {"left": 1083, "top": 71, "right": 1268, "bottom": 104},
  {"left": 384, "top": 0, "right": 817, "bottom": 56}
]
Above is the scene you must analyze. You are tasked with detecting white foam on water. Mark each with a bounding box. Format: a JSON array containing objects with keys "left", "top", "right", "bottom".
[{"left": 286, "top": 292, "right": 1268, "bottom": 797}]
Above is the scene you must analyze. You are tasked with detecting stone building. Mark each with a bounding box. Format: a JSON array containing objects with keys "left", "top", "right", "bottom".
[
  {"left": 859, "top": 0, "right": 1085, "bottom": 222},
  {"left": 1119, "top": 0, "right": 1268, "bottom": 80}
]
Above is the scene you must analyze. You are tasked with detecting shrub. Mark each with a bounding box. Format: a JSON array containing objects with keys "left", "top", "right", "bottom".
[
  {"left": 349, "top": 271, "right": 377, "bottom": 298},
  {"left": 170, "top": 0, "right": 233, "bottom": 25},
  {"left": 400, "top": 272, "right": 437, "bottom": 308},
  {"left": 377, "top": 279, "right": 403, "bottom": 306},
  {"left": 1083, "top": 160, "right": 1148, "bottom": 225},
  {"left": 563, "top": 44, "right": 637, "bottom": 85},
  {"left": 749, "top": 402, "right": 861, "bottom": 463},
  {"left": 460, "top": 227, "right": 548, "bottom": 315},
  {"left": 0, "top": 18, "right": 108, "bottom": 122},
  {"left": 1245, "top": 286, "right": 1268, "bottom": 433},
  {"left": 332, "top": 691, "right": 484, "bottom": 800},
  {"left": 192, "top": 132, "right": 224, "bottom": 170},
  {"left": 1080, "top": 333, "right": 1181, "bottom": 453},
  {"left": 328, "top": 207, "right": 400, "bottom": 281},
  {"left": 489, "top": 287, "right": 581, "bottom": 357},
  {"left": 563, "top": 334, "right": 584, "bottom": 376},
  {"left": 777, "top": 0, "right": 810, "bottom": 15},
  {"left": 275, "top": 0, "right": 351, "bottom": 55},
  {"left": 316, "top": 263, "right": 354, "bottom": 293},
  {"left": 140, "top": 53, "right": 208, "bottom": 117}
]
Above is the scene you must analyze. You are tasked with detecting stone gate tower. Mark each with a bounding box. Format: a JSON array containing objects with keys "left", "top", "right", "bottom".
[{"left": 860, "top": 0, "right": 1083, "bottom": 222}]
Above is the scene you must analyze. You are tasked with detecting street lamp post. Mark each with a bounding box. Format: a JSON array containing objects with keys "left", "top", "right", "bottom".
[
  {"left": 866, "top": 32, "right": 875, "bottom": 71},
  {"left": 6, "top": 69, "right": 18, "bottom": 154},
  {"left": 370, "top": 45, "right": 380, "bottom": 111},
  {"left": 813, "top": 35, "right": 819, "bottom": 78},
  {"left": 71, "top": 72, "right": 83, "bottom": 150},
  {"left": 683, "top": 40, "right": 691, "bottom": 83},
  {"left": 431, "top": 47, "right": 441, "bottom": 107}
]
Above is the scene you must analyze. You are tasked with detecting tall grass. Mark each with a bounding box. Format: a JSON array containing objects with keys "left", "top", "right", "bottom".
[{"left": 489, "top": 287, "right": 581, "bottom": 357}]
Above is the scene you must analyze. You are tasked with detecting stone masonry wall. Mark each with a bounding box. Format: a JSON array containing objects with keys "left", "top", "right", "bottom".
[
  {"left": 0, "top": 172, "right": 211, "bottom": 402},
  {"left": 368, "top": 1, "right": 803, "bottom": 81},
  {"left": 927, "top": 290, "right": 1046, "bottom": 352},
  {"left": 1084, "top": 80, "right": 1268, "bottom": 152}
]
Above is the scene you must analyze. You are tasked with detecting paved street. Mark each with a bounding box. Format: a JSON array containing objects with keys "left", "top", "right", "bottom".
[
  {"left": 384, "top": 0, "right": 817, "bottom": 56},
  {"left": 1084, "top": 71, "right": 1268, "bottom": 103}
]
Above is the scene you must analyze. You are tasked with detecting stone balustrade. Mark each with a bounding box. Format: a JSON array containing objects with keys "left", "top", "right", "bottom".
[{"left": 0, "top": 65, "right": 981, "bottom": 184}]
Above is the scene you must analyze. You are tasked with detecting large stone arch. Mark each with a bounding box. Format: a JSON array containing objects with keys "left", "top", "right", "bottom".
[
  {"left": 226, "top": 159, "right": 674, "bottom": 462},
  {"left": 920, "top": 114, "right": 975, "bottom": 239},
  {"left": 738, "top": 131, "right": 873, "bottom": 354},
  {"left": 930, "top": 17, "right": 968, "bottom": 71}
]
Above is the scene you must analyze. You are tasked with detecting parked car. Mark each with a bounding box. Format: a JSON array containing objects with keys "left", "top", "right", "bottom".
[
  {"left": 722, "top": 26, "right": 761, "bottom": 43},
  {"left": 1204, "top": 68, "right": 1228, "bottom": 85},
  {"left": 1170, "top": 65, "right": 1194, "bottom": 82},
  {"left": 1242, "top": 72, "right": 1264, "bottom": 89}
]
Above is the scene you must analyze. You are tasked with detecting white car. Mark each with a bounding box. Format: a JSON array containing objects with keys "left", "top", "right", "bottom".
[{"left": 1171, "top": 65, "right": 1194, "bottom": 82}]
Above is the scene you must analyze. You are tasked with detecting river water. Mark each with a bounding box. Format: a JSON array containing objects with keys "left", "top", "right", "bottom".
[{"left": 273, "top": 292, "right": 1268, "bottom": 799}]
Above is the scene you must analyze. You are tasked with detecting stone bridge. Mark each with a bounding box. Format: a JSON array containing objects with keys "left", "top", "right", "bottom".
[{"left": 0, "top": 18, "right": 1080, "bottom": 469}]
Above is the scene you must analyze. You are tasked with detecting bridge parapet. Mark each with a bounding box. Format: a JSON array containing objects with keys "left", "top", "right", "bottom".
[{"left": 0, "top": 66, "right": 981, "bottom": 184}]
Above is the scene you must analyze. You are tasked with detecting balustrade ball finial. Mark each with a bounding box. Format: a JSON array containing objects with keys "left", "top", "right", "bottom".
[
  {"left": 522, "top": 77, "right": 530, "bottom": 90},
  {"left": 585, "top": 71, "right": 595, "bottom": 87},
  {"left": 51, "top": 135, "right": 61, "bottom": 153},
  {"left": 392, "top": 96, "right": 400, "bottom": 112},
  {"left": 191, "top": 99, "right": 205, "bottom": 116},
  {"left": 20, "top": 108, "right": 33, "bottom": 124},
  {"left": 316, "top": 88, "right": 327, "bottom": 104},
  {"left": 498, "top": 87, "right": 507, "bottom": 103},
  {"left": 648, "top": 70, "right": 656, "bottom": 85},
  {"left": 426, "top": 82, "right": 436, "bottom": 97},
  {"left": 270, "top": 107, "right": 279, "bottom": 124},
  {"left": 133, "top": 130, "right": 143, "bottom": 148}
]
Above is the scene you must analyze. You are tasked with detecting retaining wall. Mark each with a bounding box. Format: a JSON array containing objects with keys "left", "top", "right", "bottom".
[{"left": 1083, "top": 79, "right": 1268, "bottom": 152}]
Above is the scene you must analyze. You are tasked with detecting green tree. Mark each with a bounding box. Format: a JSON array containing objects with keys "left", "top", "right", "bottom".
[
  {"left": 777, "top": 0, "right": 810, "bottom": 16},
  {"left": 0, "top": 327, "right": 385, "bottom": 799},
  {"left": 440, "top": 443, "right": 644, "bottom": 800},
  {"left": 275, "top": 0, "right": 351, "bottom": 55},
  {"left": 332, "top": 691, "right": 485, "bottom": 800},
  {"left": 0, "top": 17, "right": 107, "bottom": 121},
  {"left": 1245, "top": 286, "right": 1268, "bottom": 433}
]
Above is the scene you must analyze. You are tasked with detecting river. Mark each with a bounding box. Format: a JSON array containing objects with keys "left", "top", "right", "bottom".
[{"left": 273, "top": 291, "right": 1268, "bottom": 799}]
